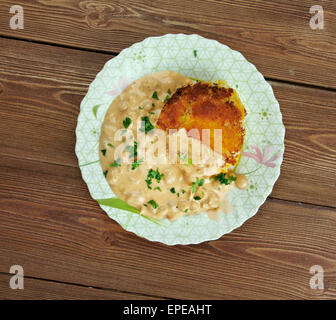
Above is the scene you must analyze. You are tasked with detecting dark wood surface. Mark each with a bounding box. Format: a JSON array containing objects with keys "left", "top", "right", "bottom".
[
  {"left": 1, "top": 0, "right": 336, "bottom": 89},
  {"left": 0, "top": 1, "right": 335, "bottom": 300}
]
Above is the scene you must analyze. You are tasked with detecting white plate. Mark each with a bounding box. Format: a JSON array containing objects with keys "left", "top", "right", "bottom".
[{"left": 75, "top": 34, "right": 285, "bottom": 245}]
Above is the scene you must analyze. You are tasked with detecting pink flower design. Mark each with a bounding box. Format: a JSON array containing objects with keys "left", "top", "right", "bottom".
[
  {"left": 105, "top": 77, "right": 130, "bottom": 96},
  {"left": 242, "top": 145, "right": 281, "bottom": 168}
]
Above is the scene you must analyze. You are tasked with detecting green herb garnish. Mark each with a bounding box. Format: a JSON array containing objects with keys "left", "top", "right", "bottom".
[
  {"left": 147, "top": 199, "right": 158, "bottom": 209},
  {"left": 152, "top": 91, "right": 159, "bottom": 100},
  {"left": 154, "top": 187, "right": 162, "bottom": 192},
  {"left": 126, "top": 141, "right": 138, "bottom": 158},
  {"left": 193, "top": 196, "right": 201, "bottom": 200},
  {"left": 110, "top": 159, "right": 121, "bottom": 167},
  {"left": 179, "top": 153, "right": 192, "bottom": 166},
  {"left": 193, "top": 49, "right": 198, "bottom": 57},
  {"left": 185, "top": 158, "right": 192, "bottom": 166},
  {"left": 140, "top": 116, "right": 154, "bottom": 134},
  {"left": 131, "top": 159, "right": 143, "bottom": 170},
  {"left": 213, "top": 172, "right": 236, "bottom": 185},
  {"left": 92, "top": 104, "right": 101, "bottom": 118},
  {"left": 101, "top": 149, "right": 107, "bottom": 156},
  {"left": 107, "top": 143, "right": 114, "bottom": 148},
  {"left": 170, "top": 187, "right": 176, "bottom": 194},
  {"left": 191, "top": 178, "right": 204, "bottom": 193},
  {"left": 123, "top": 117, "right": 131, "bottom": 128},
  {"left": 163, "top": 88, "right": 172, "bottom": 103},
  {"left": 103, "top": 170, "right": 108, "bottom": 178},
  {"left": 145, "top": 168, "right": 164, "bottom": 189}
]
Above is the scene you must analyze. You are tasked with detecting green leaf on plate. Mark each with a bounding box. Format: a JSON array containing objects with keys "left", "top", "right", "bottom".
[
  {"left": 92, "top": 104, "right": 101, "bottom": 118},
  {"left": 96, "top": 198, "right": 139, "bottom": 213},
  {"left": 96, "top": 198, "right": 164, "bottom": 225}
]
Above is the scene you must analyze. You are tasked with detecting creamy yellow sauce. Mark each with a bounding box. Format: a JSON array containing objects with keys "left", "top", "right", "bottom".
[{"left": 99, "top": 71, "right": 247, "bottom": 221}]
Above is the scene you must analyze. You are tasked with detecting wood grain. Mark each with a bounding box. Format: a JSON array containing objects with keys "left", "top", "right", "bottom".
[
  {"left": 0, "top": 273, "right": 160, "bottom": 300},
  {"left": 0, "top": 37, "right": 335, "bottom": 208},
  {"left": 0, "top": 24, "right": 336, "bottom": 299},
  {"left": 0, "top": 154, "right": 336, "bottom": 299},
  {"left": 0, "top": 1, "right": 336, "bottom": 89}
]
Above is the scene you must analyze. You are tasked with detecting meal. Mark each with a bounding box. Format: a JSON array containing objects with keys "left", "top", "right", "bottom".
[{"left": 99, "top": 70, "right": 247, "bottom": 222}]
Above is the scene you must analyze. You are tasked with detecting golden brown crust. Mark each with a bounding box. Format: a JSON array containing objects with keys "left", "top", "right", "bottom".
[{"left": 156, "top": 81, "right": 246, "bottom": 167}]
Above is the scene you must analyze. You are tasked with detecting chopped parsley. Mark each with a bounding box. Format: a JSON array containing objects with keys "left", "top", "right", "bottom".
[
  {"left": 149, "top": 111, "right": 155, "bottom": 115},
  {"left": 101, "top": 149, "right": 107, "bottom": 156},
  {"left": 152, "top": 103, "right": 155, "bottom": 108},
  {"left": 145, "top": 168, "right": 164, "bottom": 189},
  {"left": 177, "top": 193, "right": 180, "bottom": 197},
  {"left": 193, "top": 196, "right": 201, "bottom": 200},
  {"left": 163, "top": 88, "right": 172, "bottom": 103},
  {"left": 182, "top": 189, "right": 186, "bottom": 194},
  {"left": 140, "top": 116, "right": 154, "bottom": 134},
  {"left": 193, "top": 49, "right": 198, "bottom": 57},
  {"left": 126, "top": 141, "right": 142, "bottom": 169},
  {"left": 131, "top": 159, "right": 143, "bottom": 170},
  {"left": 180, "top": 153, "right": 192, "bottom": 166},
  {"left": 109, "top": 159, "right": 121, "bottom": 167},
  {"left": 103, "top": 170, "right": 108, "bottom": 178},
  {"left": 150, "top": 168, "right": 164, "bottom": 182},
  {"left": 185, "top": 158, "right": 192, "bottom": 166},
  {"left": 138, "top": 106, "right": 143, "bottom": 110},
  {"left": 152, "top": 91, "right": 159, "bottom": 100},
  {"left": 126, "top": 141, "right": 138, "bottom": 158},
  {"left": 147, "top": 199, "right": 158, "bottom": 209},
  {"left": 213, "top": 172, "right": 236, "bottom": 185},
  {"left": 184, "top": 209, "right": 188, "bottom": 213},
  {"left": 154, "top": 186, "right": 162, "bottom": 192},
  {"left": 122, "top": 117, "right": 131, "bottom": 128},
  {"left": 170, "top": 187, "right": 176, "bottom": 194},
  {"left": 191, "top": 178, "right": 204, "bottom": 193},
  {"left": 107, "top": 143, "right": 114, "bottom": 148}
]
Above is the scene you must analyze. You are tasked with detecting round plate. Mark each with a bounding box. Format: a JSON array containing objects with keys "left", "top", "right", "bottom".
[{"left": 75, "top": 34, "right": 285, "bottom": 245}]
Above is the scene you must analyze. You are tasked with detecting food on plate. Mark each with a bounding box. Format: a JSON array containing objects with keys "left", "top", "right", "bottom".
[
  {"left": 156, "top": 81, "right": 246, "bottom": 170},
  {"left": 99, "top": 70, "right": 247, "bottom": 221}
]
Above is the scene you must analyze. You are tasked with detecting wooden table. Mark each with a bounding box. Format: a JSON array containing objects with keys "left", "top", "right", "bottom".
[{"left": 0, "top": 0, "right": 335, "bottom": 300}]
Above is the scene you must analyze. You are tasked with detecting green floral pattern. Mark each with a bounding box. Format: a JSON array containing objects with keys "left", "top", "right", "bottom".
[{"left": 75, "top": 34, "right": 285, "bottom": 245}]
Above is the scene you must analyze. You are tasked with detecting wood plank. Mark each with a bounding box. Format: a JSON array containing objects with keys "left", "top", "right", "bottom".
[
  {"left": 0, "top": 155, "right": 336, "bottom": 299},
  {"left": 270, "top": 81, "right": 336, "bottom": 207},
  {"left": 0, "top": 38, "right": 335, "bottom": 207},
  {"left": 0, "top": 1, "right": 336, "bottom": 89},
  {"left": 0, "top": 273, "right": 159, "bottom": 300}
]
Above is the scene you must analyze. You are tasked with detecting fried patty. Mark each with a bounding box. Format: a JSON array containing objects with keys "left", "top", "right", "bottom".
[{"left": 156, "top": 81, "right": 246, "bottom": 168}]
